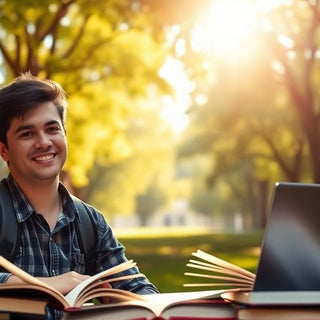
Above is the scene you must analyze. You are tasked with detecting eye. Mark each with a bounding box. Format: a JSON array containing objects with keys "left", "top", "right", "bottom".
[
  {"left": 47, "top": 126, "right": 61, "bottom": 133},
  {"left": 19, "top": 131, "right": 33, "bottom": 138}
]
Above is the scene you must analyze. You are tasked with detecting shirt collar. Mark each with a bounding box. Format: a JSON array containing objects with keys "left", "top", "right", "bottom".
[{"left": 6, "top": 174, "right": 77, "bottom": 223}]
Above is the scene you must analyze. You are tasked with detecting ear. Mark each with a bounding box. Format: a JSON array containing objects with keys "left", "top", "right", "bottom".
[{"left": 0, "top": 141, "right": 9, "bottom": 162}]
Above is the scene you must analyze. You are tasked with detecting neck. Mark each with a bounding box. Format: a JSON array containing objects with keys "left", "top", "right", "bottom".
[
  {"left": 14, "top": 177, "right": 61, "bottom": 230},
  {"left": 15, "top": 177, "right": 59, "bottom": 202}
]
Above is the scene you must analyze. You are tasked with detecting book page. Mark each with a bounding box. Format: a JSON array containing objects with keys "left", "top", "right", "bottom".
[
  {"left": 183, "top": 250, "right": 255, "bottom": 290},
  {"left": 186, "top": 262, "right": 254, "bottom": 282},
  {"left": 78, "top": 274, "right": 144, "bottom": 296},
  {"left": 187, "top": 259, "right": 254, "bottom": 280},
  {"left": 124, "top": 289, "right": 229, "bottom": 316},
  {"left": 184, "top": 271, "right": 254, "bottom": 285},
  {"left": 75, "top": 289, "right": 229, "bottom": 317},
  {"left": 73, "top": 287, "right": 143, "bottom": 309},
  {"left": 64, "top": 259, "right": 140, "bottom": 307},
  {"left": 192, "top": 250, "right": 255, "bottom": 279},
  {"left": 74, "top": 276, "right": 146, "bottom": 308}
]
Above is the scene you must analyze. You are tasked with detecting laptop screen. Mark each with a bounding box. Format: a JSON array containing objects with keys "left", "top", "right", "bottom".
[{"left": 253, "top": 182, "right": 320, "bottom": 291}]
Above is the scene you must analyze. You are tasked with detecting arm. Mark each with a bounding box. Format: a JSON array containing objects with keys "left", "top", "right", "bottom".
[
  {"left": 89, "top": 206, "right": 159, "bottom": 294},
  {"left": 5, "top": 271, "right": 90, "bottom": 295}
]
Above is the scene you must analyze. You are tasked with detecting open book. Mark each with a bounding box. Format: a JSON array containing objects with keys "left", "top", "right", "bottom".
[
  {"left": 0, "top": 255, "right": 145, "bottom": 311},
  {"left": 62, "top": 293, "right": 236, "bottom": 320},
  {"left": 0, "top": 291, "right": 237, "bottom": 320},
  {"left": 184, "top": 250, "right": 320, "bottom": 307},
  {"left": 184, "top": 249, "right": 255, "bottom": 291}
]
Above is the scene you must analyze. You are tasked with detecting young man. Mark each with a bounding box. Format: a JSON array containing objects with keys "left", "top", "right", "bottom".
[{"left": 0, "top": 73, "right": 158, "bottom": 319}]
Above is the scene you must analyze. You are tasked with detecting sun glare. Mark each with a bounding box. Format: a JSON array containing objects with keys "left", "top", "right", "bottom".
[
  {"left": 191, "top": 0, "right": 258, "bottom": 58},
  {"left": 159, "top": 57, "right": 194, "bottom": 135},
  {"left": 156, "top": 0, "right": 291, "bottom": 135}
]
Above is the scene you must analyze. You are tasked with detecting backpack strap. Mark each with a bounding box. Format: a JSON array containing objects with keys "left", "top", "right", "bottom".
[
  {"left": 0, "top": 179, "right": 20, "bottom": 262},
  {"left": 72, "top": 195, "right": 97, "bottom": 276}
]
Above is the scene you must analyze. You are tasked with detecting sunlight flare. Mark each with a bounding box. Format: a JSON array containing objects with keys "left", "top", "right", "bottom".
[
  {"left": 191, "top": 0, "right": 257, "bottom": 58},
  {"left": 159, "top": 57, "right": 194, "bottom": 134}
]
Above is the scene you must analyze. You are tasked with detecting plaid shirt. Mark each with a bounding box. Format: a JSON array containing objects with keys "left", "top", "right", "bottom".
[{"left": 0, "top": 174, "right": 158, "bottom": 319}]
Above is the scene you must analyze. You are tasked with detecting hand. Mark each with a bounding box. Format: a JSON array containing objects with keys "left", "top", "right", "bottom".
[
  {"left": 7, "top": 271, "right": 90, "bottom": 295},
  {"left": 40, "top": 271, "right": 91, "bottom": 295}
]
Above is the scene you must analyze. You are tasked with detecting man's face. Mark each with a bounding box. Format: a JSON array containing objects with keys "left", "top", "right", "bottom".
[{"left": 0, "top": 101, "right": 67, "bottom": 186}]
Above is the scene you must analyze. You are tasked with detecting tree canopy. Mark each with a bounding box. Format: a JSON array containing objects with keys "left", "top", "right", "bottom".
[
  {"left": 2, "top": 0, "right": 320, "bottom": 226},
  {"left": 0, "top": 0, "right": 175, "bottom": 216},
  {"left": 145, "top": 0, "right": 320, "bottom": 227}
]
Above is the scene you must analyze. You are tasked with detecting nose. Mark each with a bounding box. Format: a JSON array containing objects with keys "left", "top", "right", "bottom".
[{"left": 34, "top": 132, "right": 53, "bottom": 149}]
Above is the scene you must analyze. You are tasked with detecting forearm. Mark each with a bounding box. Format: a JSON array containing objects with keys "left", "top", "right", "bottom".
[
  {"left": 5, "top": 274, "right": 26, "bottom": 284},
  {"left": 3, "top": 271, "right": 90, "bottom": 295}
]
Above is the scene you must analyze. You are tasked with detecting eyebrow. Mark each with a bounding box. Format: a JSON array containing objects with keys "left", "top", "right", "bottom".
[{"left": 15, "top": 120, "right": 61, "bottom": 134}]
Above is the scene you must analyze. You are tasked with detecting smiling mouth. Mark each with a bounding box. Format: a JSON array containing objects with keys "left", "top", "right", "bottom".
[{"left": 33, "top": 153, "right": 56, "bottom": 161}]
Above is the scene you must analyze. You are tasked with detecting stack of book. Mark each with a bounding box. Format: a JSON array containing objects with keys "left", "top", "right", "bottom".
[
  {"left": 237, "top": 306, "right": 320, "bottom": 320},
  {"left": 0, "top": 254, "right": 237, "bottom": 320},
  {"left": 1, "top": 249, "right": 320, "bottom": 319}
]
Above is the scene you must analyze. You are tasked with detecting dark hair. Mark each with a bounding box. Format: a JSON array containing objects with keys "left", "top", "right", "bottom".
[{"left": 0, "top": 72, "right": 68, "bottom": 146}]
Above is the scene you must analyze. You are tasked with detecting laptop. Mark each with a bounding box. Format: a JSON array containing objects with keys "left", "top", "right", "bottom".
[{"left": 222, "top": 182, "right": 320, "bottom": 306}]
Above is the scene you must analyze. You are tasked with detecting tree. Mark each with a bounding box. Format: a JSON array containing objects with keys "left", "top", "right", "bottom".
[
  {"left": 136, "top": 184, "right": 167, "bottom": 226},
  {"left": 181, "top": 1, "right": 320, "bottom": 183},
  {"left": 80, "top": 94, "right": 175, "bottom": 217},
  {"left": 142, "top": 0, "right": 320, "bottom": 227},
  {"left": 0, "top": 0, "right": 174, "bottom": 210},
  {"left": 263, "top": 1, "right": 320, "bottom": 183}
]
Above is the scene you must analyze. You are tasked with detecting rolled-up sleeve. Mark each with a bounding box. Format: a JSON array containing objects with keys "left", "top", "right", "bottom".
[{"left": 0, "top": 272, "right": 11, "bottom": 283}]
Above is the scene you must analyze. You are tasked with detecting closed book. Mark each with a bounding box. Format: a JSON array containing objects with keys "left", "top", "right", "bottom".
[{"left": 238, "top": 306, "right": 320, "bottom": 320}]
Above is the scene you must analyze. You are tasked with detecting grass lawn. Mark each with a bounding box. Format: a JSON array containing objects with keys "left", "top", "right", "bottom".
[{"left": 116, "top": 227, "right": 264, "bottom": 293}]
